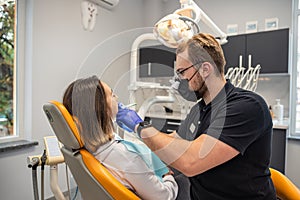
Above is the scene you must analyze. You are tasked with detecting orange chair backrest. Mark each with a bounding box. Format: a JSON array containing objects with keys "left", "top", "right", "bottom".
[
  {"left": 47, "top": 101, "right": 140, "bottom": 200},
  {"left": 270, "top": 168, "right": 300, "bottom": 200}
]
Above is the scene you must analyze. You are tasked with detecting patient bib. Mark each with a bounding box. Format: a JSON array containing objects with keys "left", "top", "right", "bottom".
[{"left": 115, "top": 135, "right": 169, "bottom": 181}]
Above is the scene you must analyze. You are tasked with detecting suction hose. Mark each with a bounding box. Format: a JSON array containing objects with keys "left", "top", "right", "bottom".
[
  {"left": 28, "top": 157, "right": 40, "bottom": 200},
  {"left": 40, "top": 150, "right": 47, "bottom": 200}
]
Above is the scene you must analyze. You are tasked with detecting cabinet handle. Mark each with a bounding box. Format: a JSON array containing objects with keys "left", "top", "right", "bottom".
[
  {"left": 167, "top": 121, "right": 181, "bottom": 126},
  {"left": 167, "top": 129, "right": 176, "bottom": 132},
  {"left": 148, "top": 62, "right": 151, "bottom": 76}
]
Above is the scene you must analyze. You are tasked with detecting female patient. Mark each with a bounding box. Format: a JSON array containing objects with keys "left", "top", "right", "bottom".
[{"left": 62, "top": 75, "right": 178, "bottom": 200}]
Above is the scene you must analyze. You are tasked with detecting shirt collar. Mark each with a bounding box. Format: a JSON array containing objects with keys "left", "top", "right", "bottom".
[
  {"left": 93, "top": 134, "right": 118, "bottom": 156},
  {"left": 199, "top": 79, "right": 235, "bottom": 109}
]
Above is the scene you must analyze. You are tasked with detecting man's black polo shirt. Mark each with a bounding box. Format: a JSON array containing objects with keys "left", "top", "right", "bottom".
[{"left": 177, "top": 81, "right": 276, "bottom": 200}]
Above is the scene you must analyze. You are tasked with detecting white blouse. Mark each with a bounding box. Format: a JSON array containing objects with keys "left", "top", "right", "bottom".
[{"left": 93, "top": 135, "right": 178, "bottom": 200}]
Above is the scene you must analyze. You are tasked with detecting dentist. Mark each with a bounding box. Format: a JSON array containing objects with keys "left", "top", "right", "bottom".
[{"left": 117, "top": 33, "right": 276, "bottom": 200}]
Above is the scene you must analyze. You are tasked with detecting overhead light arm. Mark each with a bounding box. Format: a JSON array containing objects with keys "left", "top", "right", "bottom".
[
  {"left": 174, "top": 0, "right": 202, "bottom": 24},
  {"left": 154, "top": 0, "right": 227, "bottom": 48},
  {"left": 189, "top": 3, "right": 227, "bottom": 44}
]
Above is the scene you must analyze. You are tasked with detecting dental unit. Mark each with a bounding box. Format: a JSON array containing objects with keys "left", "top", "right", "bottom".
[{"left": 129, "top": 0, "right": 228, "bottom": 118}]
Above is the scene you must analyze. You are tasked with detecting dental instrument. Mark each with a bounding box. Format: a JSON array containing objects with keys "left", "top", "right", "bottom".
[
  {"left": 125, "top": 103, "right": 137, "bottom": 108},
  {"left": 225, "top": 54, "right": 261, "bottom": 92}
]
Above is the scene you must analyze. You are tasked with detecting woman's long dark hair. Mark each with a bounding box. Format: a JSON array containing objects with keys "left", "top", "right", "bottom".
[{"left": 63, "top": 75, "right": 114, "bottom": 152}]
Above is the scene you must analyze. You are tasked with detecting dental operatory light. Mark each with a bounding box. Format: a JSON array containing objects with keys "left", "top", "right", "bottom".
[
  {"left": 153, "top": 0, "right": 227, "bottom": 48},
  {"left": 154, "top": 13, "right": 200, "bottom": 48},
  {"left": 0, "top": 0, "right": 12, "bottom": 6}
]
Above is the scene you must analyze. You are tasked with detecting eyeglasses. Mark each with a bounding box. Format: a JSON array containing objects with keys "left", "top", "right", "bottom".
[{"left": 175, "top": 64, "right": 195, "bottom": 79}]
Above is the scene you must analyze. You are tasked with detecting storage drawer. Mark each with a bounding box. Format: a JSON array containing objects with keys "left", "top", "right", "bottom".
[{"left": 145, "top": 117, "right": 181, "bottom": 134}]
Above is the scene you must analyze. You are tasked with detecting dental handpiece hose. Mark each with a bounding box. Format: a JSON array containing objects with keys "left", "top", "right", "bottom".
[
  {"left": 28, "top": 157, "right": 40, "bottom": 200},
  {"left": 41, "top": 150, "right": 47, "bottom": 200}
]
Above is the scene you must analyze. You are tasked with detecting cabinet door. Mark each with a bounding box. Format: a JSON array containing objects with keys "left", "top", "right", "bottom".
[
  {"left": 246, "top": 29, "right": 289, "bottom": 73},
  {"left": 270, "top": 128, "right": 286, "bottom": 174},
  {"left": 222, "top": 29, "right": 289, "bottom": 74},
  {"left": 139, "top": 45, "right": 176, "bottom": 77},
  {"left": 222, "top": 34, "right": 247, "bottom": 73}
]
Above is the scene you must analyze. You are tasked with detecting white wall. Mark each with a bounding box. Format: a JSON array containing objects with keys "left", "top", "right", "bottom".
[
  {"left": 0, "top": 0, "right": 150, "bottom": 199},
  {"left": 0, "top": 0, "right": 298, "bottom": 199},
  {"left": 164, "top": 0, "right": 291, "bottom": 34}
]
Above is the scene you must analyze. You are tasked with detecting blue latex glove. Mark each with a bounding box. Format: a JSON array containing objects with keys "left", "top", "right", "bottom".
[{"left": 116, "top": 103, "right": 143, "bottom": 132}]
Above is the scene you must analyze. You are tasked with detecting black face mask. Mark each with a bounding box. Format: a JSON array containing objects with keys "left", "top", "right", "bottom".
[
  {"left": 174, "top": 67, "right": 202, "bottom": 102},
  {"left": 177, "top": 78, "right": 201, "bottom": 102}
]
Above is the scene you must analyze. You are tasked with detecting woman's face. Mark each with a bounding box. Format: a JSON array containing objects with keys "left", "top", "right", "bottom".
[{"left": 101, "top": 81, "right": 118, "bottom": 119}]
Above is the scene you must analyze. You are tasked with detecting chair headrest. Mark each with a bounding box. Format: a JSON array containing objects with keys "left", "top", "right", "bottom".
[{"left": 43, "top": 100, "right": 83, "bottom": 150}]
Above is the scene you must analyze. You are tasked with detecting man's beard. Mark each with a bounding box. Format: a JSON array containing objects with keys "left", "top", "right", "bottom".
[{"left": 191, "top": 73, "right": 208, "bottom": 99}]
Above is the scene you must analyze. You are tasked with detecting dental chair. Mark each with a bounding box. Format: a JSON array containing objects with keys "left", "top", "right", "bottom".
[
  {"left": 270, "top": 168, "right": 300, "bottom": 200},
  {"left": 43, "top": 100, "right": 140, "bottom": 200}
]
